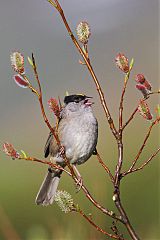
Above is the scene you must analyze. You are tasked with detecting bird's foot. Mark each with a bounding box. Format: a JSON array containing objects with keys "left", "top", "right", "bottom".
[
  {"left": 59, "top": 145, "right": 65, "bottom": 157},
  {"left": 75, "top": 176, "right": 83, "bottom": 192},
  {"left": 72, "top": 165, "right": 83, "bottom": 192}
]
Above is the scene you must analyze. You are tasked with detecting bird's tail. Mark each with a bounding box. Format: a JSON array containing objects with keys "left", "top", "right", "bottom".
[{"left": 35, "top": 168, "right": 62, "bottom": 206}]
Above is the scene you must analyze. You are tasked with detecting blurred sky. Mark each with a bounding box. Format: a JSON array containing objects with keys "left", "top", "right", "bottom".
[{"left": 0, "top": 0, "right": 159, "bottom": 239}]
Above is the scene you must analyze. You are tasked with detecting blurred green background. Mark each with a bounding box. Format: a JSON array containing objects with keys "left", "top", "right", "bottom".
[{"left": 0, "top": 0, "right": 159, "bottom": 239}]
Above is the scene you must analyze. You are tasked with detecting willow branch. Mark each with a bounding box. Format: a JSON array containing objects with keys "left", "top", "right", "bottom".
[
  {"left": 48, "top": 0, "right": 118, "bottom": 140},
  {"left": 124, "top": 117, "right": 160, "bottom": 174},
  {"left": 18, "top": 156, "right": 71, "bottom": 175},
  {"left": 47, "top": 2, "right": 141, "bottom": 238},
  {"left": 78, "top": 209, "right": 124, "bottom": 239},
  {"left": 119, "top": 67, "right": 133, "bottom": 131},
  {"left": 122, "top": 90, "right": 160, "bottom": 131},
  {"left": 122, "top": 147, "right": 160, "bottom": 177},
  {"left": 114, "top": 141, "right": 123, "bottom": 188},
  {"left": 31, "top": 53, "right": 78, "bottom": 179},
  {"left": 148, "top": 90, "right": 160, "bottom": 96},
  {"left": 96, "top": 152, "right": 114, "bottom": 183},
  {"left": 113, "top": 191, "right": 140, "bottom": 240},
  {"left": 18, "top": 154, "right": 123, "bottom": 223},
  {"left": 122, "top": 107, "right": 138, "bottom": 131}
]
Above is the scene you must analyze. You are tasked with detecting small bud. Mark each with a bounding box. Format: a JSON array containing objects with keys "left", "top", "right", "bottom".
[
  {"left": 135, "top": 74, "right": 145, "bottom": 84},
  {"left": 76, "top": 21, "right": 91, "bottom": 44},
  {"left": 112, "top": 194, "right": 117, "bottom": 202},
  {"left": 115, "top": 53, "right": 129, "bottom": 73},
  {"left": 13, "top": 74, "right": 29, "bottom": 88},
  {"left": 48, "top": 98, "right": 60, "bottom": 118},
  {"left": 10, "top": 52, "right": 25, "bottom": 74},
  {"left": 136, "top": 84, "right": 149, "bottom": 98},
  {"left": 3, "top": 142, "right": 20, "bottom": 159},
  {"left": 55, "top": 190, "right": 76, "bottom": 213},
  {"left": 135, "top": 74, "right": 152, "bottom": 91},
  {"left": 155, "top": 104, "right": 160, "bottom": 117},
  {"left": 138, "top": 101, "right": 153, "bottom": 120},
  {"left": 27, "top": 56, "right": 34, "bottom": 67}
]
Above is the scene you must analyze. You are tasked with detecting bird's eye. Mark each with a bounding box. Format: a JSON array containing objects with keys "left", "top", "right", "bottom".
[{"left": 74, "top": 97, "right": 80, "bottom": 103}]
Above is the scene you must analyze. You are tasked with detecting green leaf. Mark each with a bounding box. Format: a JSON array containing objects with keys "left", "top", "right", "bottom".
[
  {"left": 129, "top": 58, "right": 134, "bottom": 70},
  {"left": 156, "top": 104, "right": 160, "bottom": 116},
  {"left": 27, "top": 56, "right": 34, "bottom": 67},
  {"left": 20, "top": 150, "right": 28, "bottom": 158}
]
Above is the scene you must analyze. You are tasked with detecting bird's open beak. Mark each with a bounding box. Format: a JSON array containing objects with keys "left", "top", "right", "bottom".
[{"left": 84, "top": 96, "right": 94, "bottom": 106}]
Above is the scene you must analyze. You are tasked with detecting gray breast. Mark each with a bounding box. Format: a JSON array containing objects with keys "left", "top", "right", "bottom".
[{"left": 58, "top": 112, "right": 98, "bottom": 165}]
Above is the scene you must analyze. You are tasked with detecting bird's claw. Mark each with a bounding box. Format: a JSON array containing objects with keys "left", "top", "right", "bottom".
[
  {"left": 75, "top": 176, "right": 83, "bottom": 192},
  {"left": 59, "top": 145, "right": 65, "bottom": 157}
]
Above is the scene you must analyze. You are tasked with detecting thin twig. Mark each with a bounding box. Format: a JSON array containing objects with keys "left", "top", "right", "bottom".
[
  {"left": 113, "top": 191, "right": 140, "bottom": 240},
  {"left": 114, "top": 141, "right": 123, "bottom": 188},
  {"left": 47, "top": 1, "right": 140, "bottom": 238},
  {"left": 122, "top": 90, "right": 160, "bottom": 131},
  {"left": 96, "top": 152, "right": 114, "bottom": 183},
  {"left": 125, "top": 117, "right": 160, "bottom": 173},
  {"left": 31, "top": 54, "right": 60, "bottom": 143},
  {"left": 148, "top": 90, "right": 160, "bottom": 96},
  {"left": 78, "top": 209, "right": 123, "bottom": 239},
  {"left": 19, "top": 156, "right": 71, "bottom": 175},
  {"left": 122, "top": 147, "right": 160, "bottom": 177},
  {"left": 122, "top": 107, "right": 138, "bottom": 131},
  {"left": 31, "top": 53, "right": 77, "bottom": 179},
  {"left": 119, "top": 68, "right": 133, "bottom": 131},
  {"left": 18, "top": 154, "right": 123, "bottom": 223},
  {"left": 48, "top": 0, "right": 118, "bottom": 140}
]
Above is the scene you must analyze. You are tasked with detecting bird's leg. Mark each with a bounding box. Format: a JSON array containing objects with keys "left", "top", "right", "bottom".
[
  {"left": 59, "top": 145, "right": 65, "bottom": 156},
  {"left": 72, "top": 165, "right": 83, "bottom": 192}
]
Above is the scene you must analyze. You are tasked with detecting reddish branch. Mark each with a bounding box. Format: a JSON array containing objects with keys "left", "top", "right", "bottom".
[
  {"left": 78, "top": 209, "right": 124, "bottom": 239},
  {"left": 122, "top": 147, "right": 160, "bottom": 177},
  {"left": 8, "top": 1, "right": 159, "bottom": 239},
  {"left": 48, "top": 0, "right": 118, "bottom": 140},
  {"left": 96, "top": 152, "right": 114, "bottom": 183},
  {"left": 124, "top": 117, "right": 160, "bottom": 175},
  {"left": 30, "top": 56, "right": 123, "bottom": 227},
  {"left": 19, "top": 155, "right": 123, "bottom": 223},
  {"left": 122, "top": 107, "right": 138, "bottom": 131},
  {"left": 47, "top": 1, "right": 141, "bottom": 239},
  {"left": 31, "top": 54, "right": 78, "bottom": 179},
  {"left": 119, "top": 68, "right": 133, "bottom": 131}
]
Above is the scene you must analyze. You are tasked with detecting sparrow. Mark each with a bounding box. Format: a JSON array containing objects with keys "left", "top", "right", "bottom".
[{"left": 35, "top": 94, "right": 98, "bottom": 206}]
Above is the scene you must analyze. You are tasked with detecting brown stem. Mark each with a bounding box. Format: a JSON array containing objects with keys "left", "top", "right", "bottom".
[
  {"left": 122, "top": 89, "right": 160, "bottom": 132},
  {"left": 148, "top": 90, "right": 160, "bottom": 96},
  {"left": 96, "top": 152, "right": 114, "bottom": 183},
  {"left": 19, "top": 156, "right": 71, "bottom": 175},
  {"left": 114, "top": 138, "right": 139, "bottom": 239},
  {"left": 19, "top": 155, "right": 123, "bottom": 223},
  {"left": 78, "top": 209, "right": 123, "bottom": 239},
  {"left": 119, "top": 76, "right": 129, "bottom": 131},
  {"left": 31, "top": 54, "right": 77, "bottom": 178},
  {"left": 81, "top": 184, "right": 123, "bottom": 223},
  {"left": 113, "top": 191, "right": 140, "bottom": 240},
  {"left": 47, "top": 1, "right": 140, "bottom": 238},
  {"left": 48, "top": 0, "right": 118, "bottom": 140},
  {"left": 126, "top": 117, "right": 160, "bottom": 172},
  {"left": 122, "top": 107, "right": 138, "bottom": 131},
  {"left": 114, "top": 140, "right": 123, "bottom": 188},
  {"left": 122, "top": 147, "right": 160, "bottom": 177},
  {"left": 119, "top": 64, "right": 133, "bottom": 131}
]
